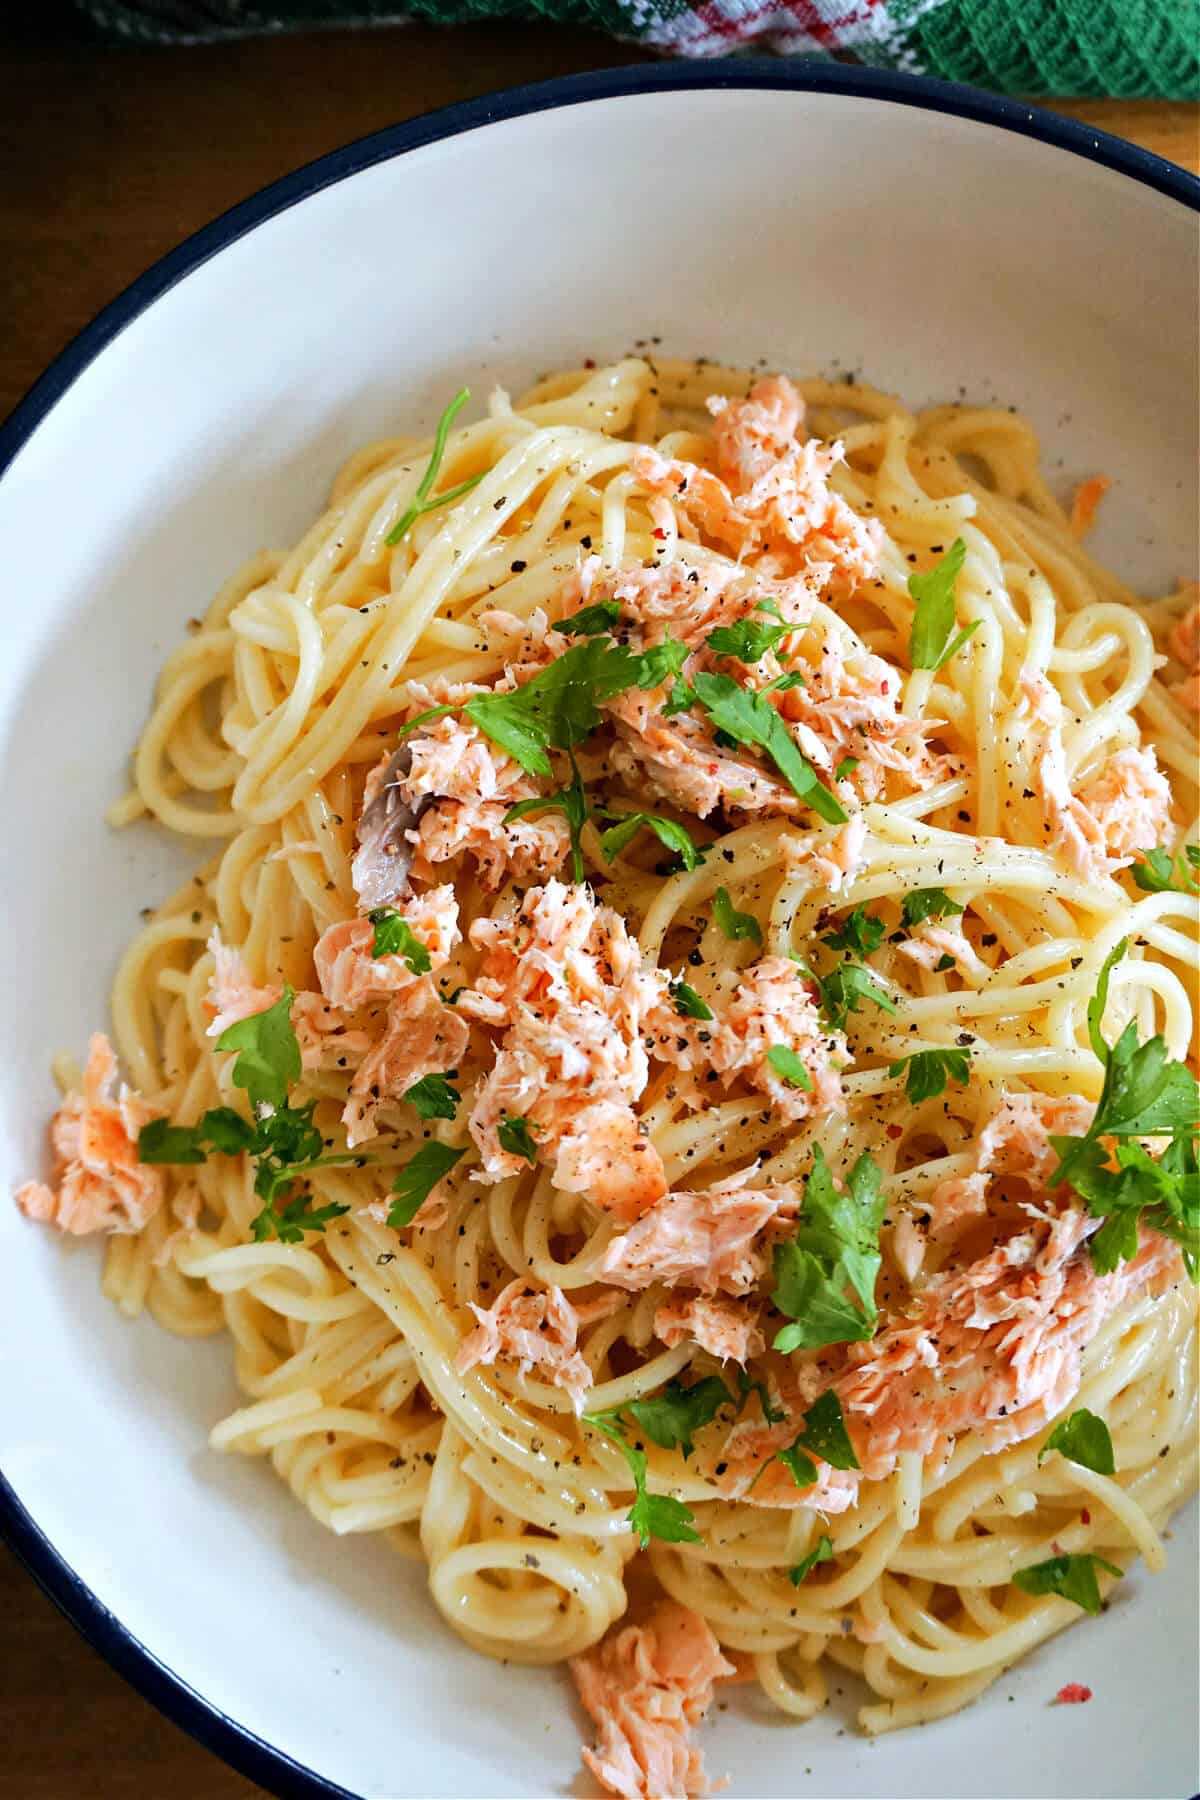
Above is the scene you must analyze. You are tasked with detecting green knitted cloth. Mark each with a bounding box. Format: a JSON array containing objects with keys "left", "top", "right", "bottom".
[{"left": 78, "top": 0, "right": 1200, "bottom": 98}]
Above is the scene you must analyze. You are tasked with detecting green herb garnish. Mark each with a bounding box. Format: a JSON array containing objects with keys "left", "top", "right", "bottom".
[
  {"left": 385, "top": 388, "right": 484, "bottom": 545},
  {"left": 497, "top": 1115, "right": 539, "bottom": 1164},
  {"left": 600, "top": 810, "right": 703, "bottom": 872},
  {"left": 774, "top": 1391, "right": 860, "bottom": 1489},
  {"left": 687, "top": 671, "right": 846, "bottom": 824},
  {"left": 1130, "top": 845, "right": 1200, "bottom": 896},
  {"left": 671, "top": 978, "right": 714, "bottom": 1021},
  {"left": 368, "top": 908, "right": 433, "bottom": 972},
  {"left": 583, "top": 1409, "right": 702, "bottom": 1549},
  {"left": 387, "top": 1142, "right": 466, "bottom": 1228},
  {"left": 888, "top": 1047, "right": 972, "bottom": 1102},
  {"left": 1012, "top": 1553, "right": 1122, "bottom": 1615},
  {"left": 713, "top": 886, "right": 762, "bottom": 945},
  {"left": 766, "top": 1044, "right": 813, "bottom": 1091},
  {"left": 808, "top": 960, "right": 897, "bottom": 1034},
  {"left": 900, "top": 888, "right": 964, "bottom": 929},
  {"left": 908, "top": 538, "right": 978, "bottom": 672},
  {"left": 403, "top": 1073, "right": 461, "bottom": 1121},
  {"left": 789, "top": 1535, "right": 834, "bottom": 1586},
  {"left": 822, "top": 904, "right": 886, "bottom": 956},
  {"left": 552, "top": 601, "right": 622, "bottom": 637},
  {"left": 771, "top": 1148, "right": 886, "bottom": 1352},
  {"left": 1037, "top": 1408, "right": 1115, "bottom": 1476}
]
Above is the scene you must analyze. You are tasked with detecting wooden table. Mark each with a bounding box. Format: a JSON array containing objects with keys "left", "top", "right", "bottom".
[{"left": 0, "top": 18, "right": 1195, "bottom": 1796}]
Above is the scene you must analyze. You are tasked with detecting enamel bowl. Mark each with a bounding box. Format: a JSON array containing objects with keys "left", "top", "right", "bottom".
[{"left": 0, "top": 63, "right": 1196, "bottom": 1800}]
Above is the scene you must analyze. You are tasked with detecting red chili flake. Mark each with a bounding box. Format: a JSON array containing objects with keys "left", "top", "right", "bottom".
[
  {"left": 583, "top": 358, "right": 596, "bottom": 369},
  {"left": 1080, "top": 1507, "right": 1091, "bottom": 1524},
  {"left": 652, "top": 527, "right": 668, "bottom": 541},
  {"left": 1053, "top": 1683, "right": 1092, "bottom": 1706},
  {"left": 886, "top": 1123, "right": 904, "bottom": 1140}
]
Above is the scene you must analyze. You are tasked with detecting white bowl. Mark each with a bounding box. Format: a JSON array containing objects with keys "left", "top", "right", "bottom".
[{"left": 0, "top": 63, "right": 1197, "bottom": 1800}]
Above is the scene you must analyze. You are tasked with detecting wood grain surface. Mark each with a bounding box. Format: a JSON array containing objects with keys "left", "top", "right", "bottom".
[{"left": 0, "top": 17, "right": 1195, "bottom": 1798}]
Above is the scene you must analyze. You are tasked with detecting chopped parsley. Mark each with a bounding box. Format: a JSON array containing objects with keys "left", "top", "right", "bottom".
[
  {"left": 671, "top": 978, "right": 714, "bottom": 1021},
  {"left": 385, "top": 388, "right": 484, "bottom": 545},
  {"left": 403, "top": 1073, "right": 461, "bottom": 1121},
  {"left": 387, "top": 1141, "right": 466, "bottom": 1228},
  {"left": 251, "top": 1191, "right": 350, "bottom": 1244},
  {"left": 713, "top": 885, "right": 762, "bottom": 945},
  {"left": 1130, "top": 844, "right": 1200, "bottom": 896},
  {"left": 899, "top": 887, "right": 964, "bottom": 929},
  {"left": 888, "top": 1047, "right": 972, "bottom": 1102},
  {"left": 1012, "top": 1553, "right": 1121, "bottom": 1615},
  {"left": 766, "top": 1044, "right": 813, "bottom": 1091},
  {"left": 552, "top": 601, "right": 621, "bottom": 637},
  {"left": 497, "top": 1115, "right": 539, "bottom": 1164},
  {"left": 705, "top": 600, "right": 793, "bottom": 665},
  {"left": 833, "top": 756, "right": 859, "bottom": 783},
  {"left": 625, "top": 1376, "right": 732, "bottom": 1458},
  {"left": 736, "top": 1369, "right": 785, "bottom": 1423},
  {"left": 686, "top": 671, "right": 847, "bottom": 824},
  {"left": 822, "top": 904, "right": 886, "bottom": 957},
  {"left": 789, "top": 1534, "right": 834, "bottom": 1586},
  {"left": 215, "top": 987, "right": 300, "bottom": 1111},
  {"left": 771, "top": 1148, "right": 886, "bottom": 1352},
  {"left": 1050, "top": 940, "right": 1199, "bottom": 1275},
  {"left": 600, "top": 810, "right": 704, "bottom": 871},
  {"left": 583, "top": 1409, "right": 702, "bottom": 1549},
  {"left": 368, "top": 908, "right": 433, "bottom": 972},
  {"left": 774, "top": 1391, "right": 861, "bottom": 1489},
  {"left": 808, "top": 959, "right": 897, "bottom": 1034},
  {"left": 908, "top": 538, "right": 979, "bottom": 672},
  {"left": 1037, "top": 1408, "right": 1114, "bottom": 1476}
]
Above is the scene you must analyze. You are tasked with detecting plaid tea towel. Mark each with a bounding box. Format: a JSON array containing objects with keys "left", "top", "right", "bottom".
[{"left": 78, "top": 0, "right": 1200, "bottom": 98}]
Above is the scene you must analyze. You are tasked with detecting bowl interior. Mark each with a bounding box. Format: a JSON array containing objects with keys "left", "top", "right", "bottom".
[{"left": 0, "top": 78, "right": 1196, "bottom": 1800}]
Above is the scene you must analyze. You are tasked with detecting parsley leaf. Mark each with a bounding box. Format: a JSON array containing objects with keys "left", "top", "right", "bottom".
[
  {"left": 626, "top": 636, "right": 691, "bottom": 691},
  {"left": 767, "top": 1044, "right": 813, "bottom": 1091},
  {"left": 888, "top": 1047, "right": 972, "bottom": 1102},
  {"left": 383, "top": 385, "right": 482, "bottom": 540},
  {"left": 809, "top": 960, "right": 897, "bottom": 1034},
  {"left": 215, "top": 988, "right": 301, "bottom": 1111},
  {"left": 600, "top": 810, "right": 703, "bottom": 871},
  {"left": 736, "top": 1369, "right": 785, "bottom": 1423},
  {"left": 136, "top": 1120, "right": 209, "bottom": 1164},
  {"left": 774, "top": 1395, "right": 860, "bottom": 1489},
  {"left": 497, "top": 1115, "right": 539, "bottom": 1163},
  {"left": 388, "top": 1142, "right": 465, "bottom": 1228},
  {"left": 834, "top": 756, "right": 859, "bottom": 783},
  {"left": 1130, "top": 845, "right": 1200, "bottom": 896},
  {"left": 627, "top": 1376, "right": 731, "bottom": 1458},
  {"left": 583, "top": 1410, "right": 702, "bottom": 1549},
  {"left": 504, "top": 758, "right": 590, "bottom": 882},
  {"left": 251, "top": 1190, "right": 350, "bottom": 1244},
  {"left": 464, "top": 636, "right": 642, "bottom": 778},
  {"left": 385, "top": 388, "right": 483, "bottom": 545},
  {"left": 706, "top": 602, "right": 793, "bottom": 665},
  {"left": 1037, "top": 1408, "right": 1115, "bottom": 1476},
  {"left": 790, "top": 1535, "right": 834, "bottom": 1586},
  {"left": 687, "top": 671, "right": 847, "bottom": 825},
  {"left": 368, "top": 908, "right": 433, "bottom": 971},
  {"left": 663, "top": 676, "right": 697, "bottom": 717},
  {"left": 200, "top": 1107, "right": 260, "bottom": 1155},
  {"left": 713, "top": 886, "right": 762, "bottom": 944},
  {"left": 1049, "top": 941, "right": 1200, "bottom": 1275},
  {"left": 822, "top": 904, "right": 886, "bottom": 956},
  {"left": 908, "top": 538, "right": 978, "bottom": 672},
  {"left": 671, "top": 978, "right": 714, "bottom": 1021},
  {"left": 1012, "top": 1553, "right": 1122, "bottom": 1615},
  {"left": 772, "top": 1148, "right": 886, "bottom": 1352},
  {"left": 553, "top": 601, "right": 621, "bottom": 637},
  {"left": 900, "top": 888, "right": 964, "bottom": 929},
  {"left": 403, "top": 1073, "right": 461, "bottom": 1120},
  {"left": 776, "top": 1443, "right": 818, "bottom": 1489}
]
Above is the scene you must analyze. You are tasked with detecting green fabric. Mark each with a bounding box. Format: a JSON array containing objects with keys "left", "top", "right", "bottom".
[{"left": 76, "top": 0, "right": 1200, "bottom": 99}]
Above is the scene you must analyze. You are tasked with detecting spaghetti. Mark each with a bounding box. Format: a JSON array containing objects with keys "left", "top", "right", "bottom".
[{"left": 16, "top": 358, "right": 1199, "bottom": 1795}]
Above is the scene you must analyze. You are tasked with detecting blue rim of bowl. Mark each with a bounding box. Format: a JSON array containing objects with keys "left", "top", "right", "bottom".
[{"left": 0, "top": 57, "right": 1196, "bottom": 1800}]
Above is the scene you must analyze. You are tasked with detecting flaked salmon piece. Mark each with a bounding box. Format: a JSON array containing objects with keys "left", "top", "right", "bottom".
[
  {"left": 342, "top": 979, "right": 470, "bottom": 1148},
  {"left": 599, "top": 1180, "right": 799, "bottom": 1295},
  {"left": 786, "top": 815, "right": 868, "bottom": 896},
  {"left": 708, "top": 376, "right": 805, "bottom": 492},
  {"left": 456, "top": 1276, "right": 594, "bottom": 1412},
  {"left": 634, "top": 432, "right": 882, "bottom": 590},
  {"left": 458, "top": 882, "right": 669, "bottom": 1212},
  {"left": 313, "top": 885, "right": 460, "bottom": 1011},
  {"left": 646, "top": 956, "right": 846, "bottom": 1124},
  {"left": 915, "top": 1090, "right": 1096, "bottom": 1271},
  {"left": 553, "top": 1101, "right": 669, "bottom": 1217},
  {"left": 1077, "top": 747, "right": 1173, "bottom": 862},
  {"left": 15, "top": 1033, "right": 164, "bottom": 1236},
  {"left": 774, "top": 631, "right": 943, "bottom": 801},
  {"left": 1069, "top": 475, "right": 1110, "bottom": 538},
  {"left": 898, "top": 921, "right": 990, "bottom": 984},
  {"left": 1167, "top": 591, "right": 1200, "bottom": 713},
  {"left": 205, "top": 932, "right": 370, "bottom": 1074},
  {"left": 570, "top": 1601, "right": 735, "bottom": 1800},
  {"left": 1020, "top": 672, "right": 1172, "bottom": 879},
  {"left": 607, "top": 703, "right": 799, "bottom": 821},
  {"left": 833, "top": 1221, "right": 1181, "bottom": 1483},
  {"left": 289, "top": 992, "right": 374, "bottom": 1073},
  {"left": 655, "top": 1295, "right": 765, "bottom": 1364},
  {"left": 204, "top": 927, "right": 283, "bottom": 1037},
  {"left": 559, "top": 557, "right": 814, "bottom": 655}
]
